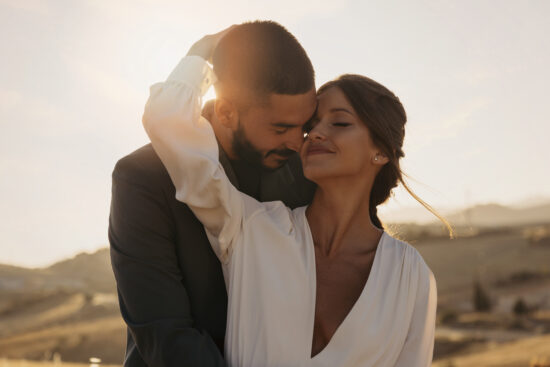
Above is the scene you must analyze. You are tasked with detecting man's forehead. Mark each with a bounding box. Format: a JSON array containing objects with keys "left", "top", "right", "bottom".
[
  {"left": 265, "top": 90, "right": 316, "bottom": 116},
  {"left": 268, "top": 89, "right": 316, "bottom": 104},
  {"left": 239, "top": 89, "right": 316, "bottom": 125}
]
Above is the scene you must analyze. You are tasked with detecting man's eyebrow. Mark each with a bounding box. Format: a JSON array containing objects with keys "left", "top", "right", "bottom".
[
  {"left": 271, "top": 122, "right": 303, "bottom": 128},
  {"left": 271, "top": 103, "right": 319, "bottom": 129}
]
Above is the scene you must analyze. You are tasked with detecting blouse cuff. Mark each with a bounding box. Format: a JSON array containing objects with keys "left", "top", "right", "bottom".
[{"left": 166, "top": 55, "right": 217, "bottom": 96}]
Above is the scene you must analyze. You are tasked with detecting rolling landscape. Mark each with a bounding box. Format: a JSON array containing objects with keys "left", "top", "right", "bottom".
[{"left": 1, "top": 202, "right": 550, "bottom": 366}]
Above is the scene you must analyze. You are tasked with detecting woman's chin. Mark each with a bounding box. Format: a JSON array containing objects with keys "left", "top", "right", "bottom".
[{"left": 303, "top": 165, "right": 332, "bottom": 183}]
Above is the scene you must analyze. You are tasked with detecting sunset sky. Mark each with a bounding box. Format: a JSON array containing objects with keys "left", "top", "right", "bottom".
[{"left": 1, "top": 0, "right": 549, "bottom": 267}]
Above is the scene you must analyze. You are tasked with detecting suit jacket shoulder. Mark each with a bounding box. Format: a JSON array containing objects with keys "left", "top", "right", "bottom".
[{"left": 112, "top": 143, "right": 174, "bottom": 193}]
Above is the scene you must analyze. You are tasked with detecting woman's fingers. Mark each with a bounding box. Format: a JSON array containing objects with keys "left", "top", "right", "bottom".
[{"left": 187, "top": 25, "right": 237, "bottom": 62}]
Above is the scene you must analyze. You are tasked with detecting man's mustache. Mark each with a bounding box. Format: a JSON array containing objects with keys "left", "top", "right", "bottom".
[{"left": 266, "top": 149, "right": 295, "bottom": 158}]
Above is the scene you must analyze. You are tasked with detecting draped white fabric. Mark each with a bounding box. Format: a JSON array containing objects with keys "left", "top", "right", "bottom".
[{"left": 143, "top": 56, "right": 437, "bottom": 367}]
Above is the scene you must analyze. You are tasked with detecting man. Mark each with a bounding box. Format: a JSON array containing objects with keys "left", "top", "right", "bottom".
[{"left": 109, "top": 21, "right": 317, "bottom": 366}]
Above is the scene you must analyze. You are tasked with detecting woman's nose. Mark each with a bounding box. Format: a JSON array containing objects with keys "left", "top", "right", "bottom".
[{"left": 307, "top": 126, "right": 326, "bottom": 141}]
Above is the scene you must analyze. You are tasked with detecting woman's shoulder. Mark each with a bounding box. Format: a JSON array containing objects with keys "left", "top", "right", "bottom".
[{"left": 382, "top": 233, "right": 434, "bottom": 283}]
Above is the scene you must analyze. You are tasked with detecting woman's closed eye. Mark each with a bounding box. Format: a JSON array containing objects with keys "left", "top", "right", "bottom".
[{"left": 332, "top": 122, "right": 351, "bottom": 127}]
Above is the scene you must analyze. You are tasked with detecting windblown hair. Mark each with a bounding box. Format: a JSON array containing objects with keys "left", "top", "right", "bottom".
[
  {"left": 212, "top": 21, "right": 315, "bottom": 101},
  {"left": 318, "top": 75, "right": 453, "bottom": 237}
]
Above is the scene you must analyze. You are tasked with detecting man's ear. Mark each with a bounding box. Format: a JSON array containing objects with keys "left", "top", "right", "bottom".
[{"left": 215, "top": 98, "right": 239, "bottom": 129}]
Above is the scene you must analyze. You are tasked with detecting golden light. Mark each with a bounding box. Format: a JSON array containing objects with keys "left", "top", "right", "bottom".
[{"left": 203, "top": 85, "right": 217, "bottom": 106}]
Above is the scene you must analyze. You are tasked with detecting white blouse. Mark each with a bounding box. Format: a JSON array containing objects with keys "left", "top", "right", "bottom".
[{"left": 143, "top": 55, "right": 437, "bottom": 367}]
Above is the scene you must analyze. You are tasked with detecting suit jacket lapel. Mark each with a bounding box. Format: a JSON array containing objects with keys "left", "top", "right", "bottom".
[{"left": 260, "top": 154, "right": 316, "bottom": 208}]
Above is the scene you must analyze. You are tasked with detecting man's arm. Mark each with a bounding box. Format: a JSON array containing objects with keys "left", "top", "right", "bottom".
[{"left": 109, "top": 157, "right": 226, "bottom": 367}]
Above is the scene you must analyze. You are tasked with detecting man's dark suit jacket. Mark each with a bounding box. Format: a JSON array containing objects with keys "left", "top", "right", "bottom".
[{"left": 109, "top": 143, "right": 315, "bottom": 366}]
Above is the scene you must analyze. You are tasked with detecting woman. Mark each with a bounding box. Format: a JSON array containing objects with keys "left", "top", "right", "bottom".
[{"left": 143, "top": 32, "right": 450, "bottom": 367}]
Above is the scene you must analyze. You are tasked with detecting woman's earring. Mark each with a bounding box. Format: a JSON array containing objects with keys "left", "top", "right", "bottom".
[{"left": 374, "top": 156, "right": 379, "bottom": 161}]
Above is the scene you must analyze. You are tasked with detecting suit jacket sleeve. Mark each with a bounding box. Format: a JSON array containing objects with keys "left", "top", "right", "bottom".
[{"left": 109, "top": 158, "right": 226, "bottom": 367}]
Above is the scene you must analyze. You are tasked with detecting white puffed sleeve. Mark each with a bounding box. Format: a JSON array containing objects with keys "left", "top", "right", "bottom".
[
  {"left": 394, "top": 266, "right": 437, "bottom": 367},
  {"left": 142, "top": 55, "right": 243, "bottom": 264}
]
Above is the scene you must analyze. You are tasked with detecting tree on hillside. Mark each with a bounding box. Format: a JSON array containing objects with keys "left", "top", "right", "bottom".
[
  {"left": 513, "top": 297, "right": 529, "bottom": 315},
  {"left": 473, "top": 279, "right": 492, "bottom": 312}
]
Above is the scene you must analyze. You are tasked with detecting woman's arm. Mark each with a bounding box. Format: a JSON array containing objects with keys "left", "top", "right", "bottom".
[
  {"left": 142, "top": 31, "right": 242, "bottom": 264},
  {"left": 393, "top": 268, "right": 437, "bottom": 367}
]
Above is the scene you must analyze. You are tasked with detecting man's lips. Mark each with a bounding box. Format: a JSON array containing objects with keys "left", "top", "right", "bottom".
[{"left": 306, "top": 145, "right": 334, "bottom": 156}]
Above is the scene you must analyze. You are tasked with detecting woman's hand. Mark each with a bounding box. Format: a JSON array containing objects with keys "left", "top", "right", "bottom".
[{"left": 186, "top": 25, "right": 236, "bottom": 63}]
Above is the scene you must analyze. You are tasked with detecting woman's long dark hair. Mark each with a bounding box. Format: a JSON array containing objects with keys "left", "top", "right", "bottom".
[{"left": 318, "top": 74, "right": 453, "bottom": 237}]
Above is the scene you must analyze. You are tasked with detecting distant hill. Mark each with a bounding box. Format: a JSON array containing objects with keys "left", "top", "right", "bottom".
[
  {"left": 382, "top": 201, "right": 550, "bottom": 227},
  {"left": 0, "top": 248, "right": 114, "bottom": 294},
  {"left": 0, "top": 249, "right": 126, "bottom": 364},
  {"left": 447, "top": 202, "right": 550, "bottom": 227}
]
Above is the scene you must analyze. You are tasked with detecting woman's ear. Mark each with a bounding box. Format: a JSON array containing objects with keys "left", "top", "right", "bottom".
[
  {"left": 372, "top": 152, "right": 389, "bottom": 165},
  {"left": 215, "top": 98, "right": 239, "bottom": 129}
]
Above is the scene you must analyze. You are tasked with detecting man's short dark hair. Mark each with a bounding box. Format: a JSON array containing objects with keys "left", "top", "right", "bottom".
[{"left": 213, "top": 21, "right": 315, "bottom": 100}]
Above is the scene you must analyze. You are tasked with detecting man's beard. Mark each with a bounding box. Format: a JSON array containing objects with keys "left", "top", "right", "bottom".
[{"left": 232, "top": 122, "right": 295, "bottom": 171}]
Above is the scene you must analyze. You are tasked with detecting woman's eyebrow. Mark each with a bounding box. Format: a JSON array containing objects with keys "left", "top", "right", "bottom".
[{"left": 329, "top": 107, "right": 354, "bottom": 115}]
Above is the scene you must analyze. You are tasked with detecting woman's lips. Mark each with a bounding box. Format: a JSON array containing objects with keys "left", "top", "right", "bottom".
[{"left": 306, "top": 146, "right": 333, "bottom": 156}]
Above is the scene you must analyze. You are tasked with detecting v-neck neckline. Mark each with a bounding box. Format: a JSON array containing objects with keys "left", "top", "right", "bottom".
[{"left": 299, "top": 206, "right": 386, "bottom": 362}]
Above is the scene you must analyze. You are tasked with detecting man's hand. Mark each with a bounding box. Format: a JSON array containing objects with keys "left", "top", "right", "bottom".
[{"left": 187, "top": 25, "right": 236, "bottom": 63}]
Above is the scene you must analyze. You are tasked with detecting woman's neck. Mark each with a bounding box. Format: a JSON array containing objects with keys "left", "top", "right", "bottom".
[{"left": 306, "top": 176, "right": 382, "bottom": 258}]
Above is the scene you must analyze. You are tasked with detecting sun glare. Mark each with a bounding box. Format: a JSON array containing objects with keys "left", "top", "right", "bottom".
[{"left": 203, "top": 86, "right": 217, "bottom": 106}]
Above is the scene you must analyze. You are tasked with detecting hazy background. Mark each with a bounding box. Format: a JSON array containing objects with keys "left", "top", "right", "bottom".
[{"left": 1, "top": 0, "right": 550, "bottom": 267}]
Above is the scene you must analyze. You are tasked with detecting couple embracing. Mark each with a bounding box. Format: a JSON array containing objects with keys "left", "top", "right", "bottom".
[{"left": 109, "top": 21, "right": 450, "bottom": 367}]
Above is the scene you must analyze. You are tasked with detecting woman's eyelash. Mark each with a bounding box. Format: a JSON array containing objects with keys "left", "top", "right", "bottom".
[{"left": 333, "top": 122, "right": 351, "bottom": 127}]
